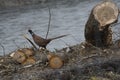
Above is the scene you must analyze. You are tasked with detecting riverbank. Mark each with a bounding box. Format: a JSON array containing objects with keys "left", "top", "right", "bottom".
[{"left": 0, "top": 42, "right": 120, "bottom": 80}]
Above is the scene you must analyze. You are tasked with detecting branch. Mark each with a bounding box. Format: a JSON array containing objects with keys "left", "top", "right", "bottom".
[
  {"left": 0, "top": 43, "right": 5, "bottom": 57},
  {"left": 46, "top": 7, "right": 51, "bottom": 39},
  {"left": 111, "top": 22, "right": 120, "bottom": 27},
  {"left": 23, "top": 35, "right": 38, "bottom": 50},
  {"left": 113, "top": 31, "right": 120, "bottom": 38},
  {"left": 71, "top": 35, "right": 80, "bottom": 43},
  {"left": 79, "top": 54, "right": 104, "bottom": 63},
  {"left": 12, "top": 40, "right": 20, "bottom": 49},
  {"left": 18, "top": 60, "right": 44, "bottom": 70},
  {"left": 59, "top": 39, "right": 71, "bottom": 47}
]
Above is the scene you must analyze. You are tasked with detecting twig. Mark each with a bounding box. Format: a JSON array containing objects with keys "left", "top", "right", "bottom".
[
  {"left": 23, "top": 34, "right": 38, "bottom": 50},
  {"left": 113, "top": 31, "right": 120, "bottom": 39},
  {"left": 79, "top": 54, "right": 104, "bottom": 63},
  {"left": 0, "top": 60, "right": 43, "bottom": 74},
  {"left": 46, "top": 7, "right": 51, "bottom": 39},
  {"left": 12, "top": 40, "right": 20, "bottom": 49},
  {"left": 0, "top": 43, "right": 6, "bottom": 62},
  {"left": 59, "top": 39, "right": 71, "bottom": 47},
  {"left": 70, "top": 35, "right": 80, "bottom": 43},
  {"left": 18, "top": 60, "right": 43, "bottom": 70},
  {"left": 111, "top": 22, "right": 120, "bottom": 27},
  {"left": 0, "top": 43, "right": 5, "bottom": 57}
]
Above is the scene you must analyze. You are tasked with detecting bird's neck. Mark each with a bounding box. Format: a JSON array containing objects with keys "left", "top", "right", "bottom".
[{"left": 29, "top": 32, "right": 34, "bottom": 36}]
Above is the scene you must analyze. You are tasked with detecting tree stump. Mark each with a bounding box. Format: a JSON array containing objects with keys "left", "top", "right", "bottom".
[{"left": 84, "top": 1, "right": 119, "bottom": 48}]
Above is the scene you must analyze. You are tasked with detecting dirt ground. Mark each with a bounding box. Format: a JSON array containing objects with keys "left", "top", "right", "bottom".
[{"left": 0, "top": 42, "right": 120, "bottom": 80}]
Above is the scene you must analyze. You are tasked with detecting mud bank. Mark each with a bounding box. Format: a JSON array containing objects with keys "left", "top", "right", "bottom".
[{"left": 0, "top": 43, "right": 120, "bottom": 80}]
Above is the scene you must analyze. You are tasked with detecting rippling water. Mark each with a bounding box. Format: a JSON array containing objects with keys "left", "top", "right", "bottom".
[{"left": 0, "top": 0, "right": 120, "bottom": 55}]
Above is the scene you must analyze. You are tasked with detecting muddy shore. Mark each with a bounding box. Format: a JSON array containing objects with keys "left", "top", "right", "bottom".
[{"left": 0, "top": 42, "right": 120, "bottom": 80}]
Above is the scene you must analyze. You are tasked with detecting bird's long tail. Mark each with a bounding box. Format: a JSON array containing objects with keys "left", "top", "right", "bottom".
[{"left": 49, "top": 34, "right": 69, "bottom": 40}]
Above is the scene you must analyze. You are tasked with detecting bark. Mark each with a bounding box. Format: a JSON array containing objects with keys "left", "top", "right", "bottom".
[{"left": 84, "top": 1, "right": 119, "bottom": 48}]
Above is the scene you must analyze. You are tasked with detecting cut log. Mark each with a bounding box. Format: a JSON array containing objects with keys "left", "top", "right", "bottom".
[
  {"left": 22, "top": 57, "right": 36, "bottom": 65},
  {"left": 10, "top": 48, "right": 35, "bottom": 64},
  {"left": 10, "top": 50, "right": 26, "bottom": 63},
  {"left": 84, "top": 1, "right": 119, "bottom": 48},
  {"left": 93, "top": 1, "right": 119, "bottom": 30},
  {"left": 48, "top": 54, "right": 64, "bottom": 69},
  {"left": 22, "top": 48, "right": 35, "bottom": 57}
]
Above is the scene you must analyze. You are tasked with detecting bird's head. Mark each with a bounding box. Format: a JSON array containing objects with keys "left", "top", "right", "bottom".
[{"left": 28, "top": 29, "right": 34, "bottom": 35}]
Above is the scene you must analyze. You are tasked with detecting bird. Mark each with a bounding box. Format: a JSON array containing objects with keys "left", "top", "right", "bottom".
[{"left": 28, "top": 29, "right": 68, "bottom": 49}]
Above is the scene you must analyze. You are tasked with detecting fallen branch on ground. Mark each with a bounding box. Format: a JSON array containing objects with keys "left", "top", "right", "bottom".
[{"left": 23, "top": 35, "right": 38, "bottom": 50}]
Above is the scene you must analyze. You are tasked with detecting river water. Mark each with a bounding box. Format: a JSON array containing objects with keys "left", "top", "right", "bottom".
[{"left": 0, "top": 0, "right": 120, "bottom": 55}]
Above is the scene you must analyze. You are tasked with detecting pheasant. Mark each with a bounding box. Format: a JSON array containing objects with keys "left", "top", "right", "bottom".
[{"left": 28, "top": 29, "right": 68, "bottom": 49}]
